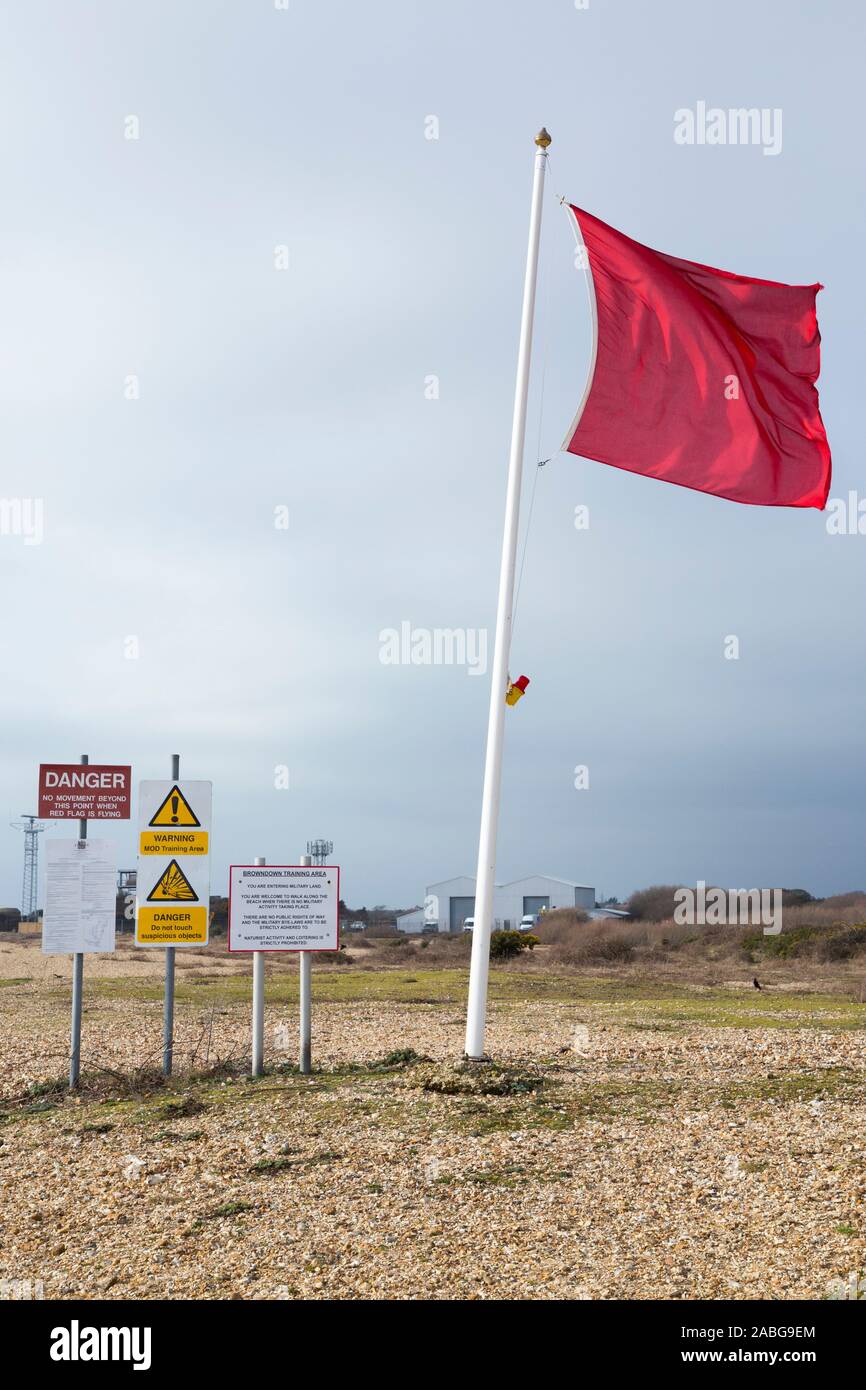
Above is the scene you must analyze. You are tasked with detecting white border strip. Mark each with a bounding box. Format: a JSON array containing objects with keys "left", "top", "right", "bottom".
[{"left": 560, "top": 204, "right": 599, "bottom": 451}]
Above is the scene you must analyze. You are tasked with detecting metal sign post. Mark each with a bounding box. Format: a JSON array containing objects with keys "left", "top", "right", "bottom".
[
  {"left": 135, "top": 756, "right": 211, "bottom": 1071},
  {"left": 299, "top": 953, "right": 312, "bottom": 1074},
  {"left": 69, "top": 753, "right": 88, "bottom": 1089},
  {"left": 228, "top": 853, "right": 339, "bottom": 1079},
  {"left": 251, "top": 856, "right": 266, "bottom": 1077},
  {"left": 162, "top": 752, "right": 179, "bottom": 1077},
  {"left": 298, "top": 853, "right": 312, "bottom": 1075},
  {"left": 38, "top": 752, "right": 125, "bottom": 1089}
]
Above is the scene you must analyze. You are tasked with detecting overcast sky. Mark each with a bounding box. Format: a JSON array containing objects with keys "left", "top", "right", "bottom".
[{"left": 1, "top": 0, "right": 862, "bottom": 910}]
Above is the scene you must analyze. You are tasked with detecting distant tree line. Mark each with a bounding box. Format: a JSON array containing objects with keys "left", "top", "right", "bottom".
[
  {"left": 338, "top": 900, "right": 397, "bottom": 933},
  {"left": 626, "top": 885, "right": 820, "bottom": 922}
]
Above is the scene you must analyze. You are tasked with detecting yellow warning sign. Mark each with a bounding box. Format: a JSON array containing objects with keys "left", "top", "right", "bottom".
[
  {"left": 147, "top": 859, "right": 199, "bottom": 902},
  {"left": 149, "top": 785, "right": 201, "bottom": 828},
  {"left": 137, "top": 779, "right": 211, "bottom": 948},
  {"left": 139, "top": 830, "right": 208, "bottom": 856},
  {"left": 137, "top": 906, "right": 208, "bottom": 944}
]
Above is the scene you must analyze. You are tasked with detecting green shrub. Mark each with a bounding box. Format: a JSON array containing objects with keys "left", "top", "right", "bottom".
[
  {"left": 742, "top": 923, "right": 866, "bottom": 962},
  {"left": 421, "top": 1061, "right": 545, "bottom": 1096},
  {"left": 741, "top": 925, "right": 821, "bottom": 959},
  {"left": 369, "top": 1048, "right": 428, "bottom": 1069},
  {"left": 489, "top": 930, "right": 538, "bottom": 960},
  {"left": 318, "top": 946, "right": 352, "bottom": 965},
  {"left": 817, "top": 927, "right": 866, "bottom": 962}
]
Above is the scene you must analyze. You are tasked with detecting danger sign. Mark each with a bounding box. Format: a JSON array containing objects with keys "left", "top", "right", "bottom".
[
  {"left": 38, "top": 764, "right": 131, "bottom": 820},
  {"left": 136, "top": 780, "right": 211, "bottom": 947},
  {"left": 137, "top": 905, "right": 207, "bottom": 946}
]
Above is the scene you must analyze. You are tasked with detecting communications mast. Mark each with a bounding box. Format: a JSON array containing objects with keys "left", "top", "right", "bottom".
[{"left": 10, "top": 815, "right": 49, "bottom": 918}]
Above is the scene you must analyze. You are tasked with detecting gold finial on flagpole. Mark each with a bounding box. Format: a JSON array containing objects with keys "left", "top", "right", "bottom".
[{"left": 535, "top": 127, "right": 552, "bottom": 149}]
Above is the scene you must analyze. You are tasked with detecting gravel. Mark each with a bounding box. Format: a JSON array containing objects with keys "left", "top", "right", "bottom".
[{"left": 0, "top": 938, "right": 863, "bottom": 1300}]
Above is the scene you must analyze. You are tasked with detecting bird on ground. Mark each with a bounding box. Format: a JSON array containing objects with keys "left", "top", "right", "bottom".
[{"left": 753, "top": 978, "right": 763, "bottom": 991}]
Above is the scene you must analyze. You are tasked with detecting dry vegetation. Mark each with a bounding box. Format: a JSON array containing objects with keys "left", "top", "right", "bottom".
[
  {"left": 530, "top": 898, "right": 866, "bottom": 989},
  {"left": 0, "top": 921, "right": 864, "bottom": 1301}
]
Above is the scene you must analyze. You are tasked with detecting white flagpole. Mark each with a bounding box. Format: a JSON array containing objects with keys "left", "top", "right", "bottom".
[{"left": 465, "top": 128, "right": 550, "bottom": 1060}]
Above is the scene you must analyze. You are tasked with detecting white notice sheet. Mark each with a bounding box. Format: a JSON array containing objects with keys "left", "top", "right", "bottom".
[{"left": 42, "top": 839, "right": 117, "bottom": 954}]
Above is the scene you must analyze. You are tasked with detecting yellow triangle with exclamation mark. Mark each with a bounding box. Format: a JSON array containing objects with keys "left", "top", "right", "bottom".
[{"left": 149, "top": 785, "right": 201, "bottom": 828}]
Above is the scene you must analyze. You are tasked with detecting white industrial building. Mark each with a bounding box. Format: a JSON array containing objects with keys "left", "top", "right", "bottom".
[
  {"left": 394, "top": 906, "right": 426, "bottom": 932},
  {"left": 405, "top": 874, "right": 595, "bottom": 934}
]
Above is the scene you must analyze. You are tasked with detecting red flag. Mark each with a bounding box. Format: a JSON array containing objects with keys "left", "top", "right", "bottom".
[{"left": 563, "top": 206, "right": 831, "bottom": 508}]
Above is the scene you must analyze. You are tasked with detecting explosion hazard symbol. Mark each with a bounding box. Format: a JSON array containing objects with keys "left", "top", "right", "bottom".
[{"left": 147, "top": 859, "right": 199, "bottom": 902}]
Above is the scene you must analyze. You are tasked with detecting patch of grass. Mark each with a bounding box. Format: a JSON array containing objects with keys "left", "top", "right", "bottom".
[
  {"left": 836, "top": 1223, "right": 857, "bottom": 1236},
  {"left": 328, "top": 1050, "right": 430, "bottom": 1073},
  {"left": 249, "top": 1151, "right": 341, "bottom": 1175},
  {"left": 445, "top": 1078, "right": 681, "bottom": 1135},
  {"left": 569, "top": 1079, "right": 682, "bottom": 1121},
  {"left": 85, "top": 968, "right": 574, "bottom": 1008},
  {"left": 603, "top": 985, "right": 866, "bottom": 1032},
  {"left": 363, "top": 1048, "right": 430, "bottom": 1072},
  {"left": 420, "top": 1062, "right": 546, "bottom": 1097},
  {"left": 157, "top": 1096, "right": 206, "bottom": 1119},
  {"left": 447, "top": 1097, "right": 572, "bottom": 1136},
  {"left": 205, "top": 1200, "right": 256, "bottom": 1219},
  {"left": 465, "top": 1165, "right": 527, "bottom": 1187},
  {"left": 150, "top": 1129, "right": 204, "bottom": 1143},
  {"left": 620, "top": 1020, "right": 684, "bottom": 1033},
  {"left": 81, "top": 969, "right": 866, "bottom": 1032},
  {"left": 463, "top": 1163, "right": 575, "bottom": 1187},
  {"left": 717, "top": 1068, "right": 864, "bottom": 1107},
  {"left": 81, "top": 1122, "right": 114, "bottom": 1134},
  {"left": 26, "top": 1079, "right": 65, "bottom": 1098},
  {"left": 249, "top": 1156, "right": 296, "bottom": 1174}
]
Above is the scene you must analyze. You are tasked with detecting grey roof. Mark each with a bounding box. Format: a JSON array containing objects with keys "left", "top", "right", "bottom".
[
  {"left": 498, "top": 875, "right": 594, "bottom": 890},
  {"left": 429, "top": 874, "right": 593, "bottom": 889}
]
